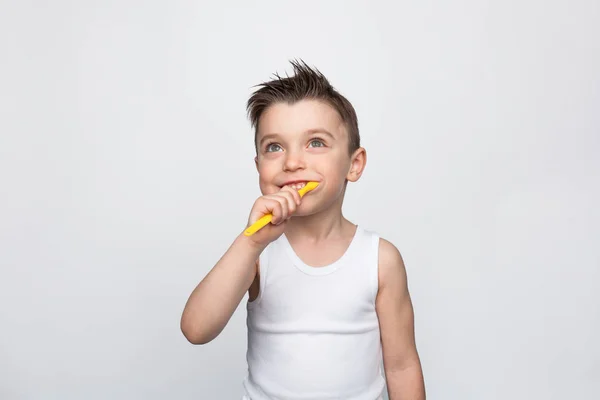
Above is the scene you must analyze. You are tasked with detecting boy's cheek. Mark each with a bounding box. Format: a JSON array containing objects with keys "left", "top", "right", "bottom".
[
  {"left": 257, "top": 177, "right": 272, "bottom": 195},
  {"left": 259, "top": 182, "right": 278, "bottom": 196}
]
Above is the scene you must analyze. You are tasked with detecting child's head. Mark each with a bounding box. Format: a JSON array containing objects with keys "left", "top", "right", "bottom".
[{"left": 247, "top": 60, "right": 366, "bottom": 217}]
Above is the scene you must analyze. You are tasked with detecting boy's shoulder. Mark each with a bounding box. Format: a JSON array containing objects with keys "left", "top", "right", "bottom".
[
  {"left": 362, "top": 225, "right": 403, "bottom": 270},
  {"left": 377, "top": 236, "right": 403, "bottom": 263},
  {"left": 354, "top": 225, "right": 405, "bottom": 279}
]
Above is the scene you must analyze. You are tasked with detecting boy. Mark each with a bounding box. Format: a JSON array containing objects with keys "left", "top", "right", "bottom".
[{"left": 181, "top": 60, "right": 425, "bottom": 400}]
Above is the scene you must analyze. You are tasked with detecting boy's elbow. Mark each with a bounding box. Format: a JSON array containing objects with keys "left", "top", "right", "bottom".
[
  {"left": 184, "top": 334, "right": 211, "bottom": 345},
  {"left": 180, "top": 317, "right": 213, "bottom": 345},
  {"left": 181, "top": 328, "right": 209, "bottom": 345}
]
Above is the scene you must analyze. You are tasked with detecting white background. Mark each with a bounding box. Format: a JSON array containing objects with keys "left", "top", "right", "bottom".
[{"left": 1, "top": 1, "right": 598, "bottom": 399}]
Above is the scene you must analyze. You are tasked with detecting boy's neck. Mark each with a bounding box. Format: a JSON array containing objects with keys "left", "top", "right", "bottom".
[{"left": 285, "top": 201, "right": 354, "bottom": 243}]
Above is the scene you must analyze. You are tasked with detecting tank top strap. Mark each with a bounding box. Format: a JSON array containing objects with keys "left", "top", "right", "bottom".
[{"left": 355, "top": 226, "right": 381, "bottom": 303}]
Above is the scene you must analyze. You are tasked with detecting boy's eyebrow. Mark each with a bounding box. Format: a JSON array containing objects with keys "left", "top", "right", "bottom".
[
  {"left": 258, "top": 133, "right": 280, "bottom": 146},
  {"left": 305, "top": 128, "right": 336, "bottom": 139},
  {"left": 258, "top": 129, "right": 336, "bottom": 146}
]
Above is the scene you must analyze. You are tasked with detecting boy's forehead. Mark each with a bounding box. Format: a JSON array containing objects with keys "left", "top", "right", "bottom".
[{"left": 257, "top": 99, "right": 346, "bottom": 140}]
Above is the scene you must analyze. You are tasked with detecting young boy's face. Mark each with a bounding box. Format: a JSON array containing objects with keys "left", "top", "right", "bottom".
[{"left": 254, "top": 99, "right": 364, "bottom": 217}]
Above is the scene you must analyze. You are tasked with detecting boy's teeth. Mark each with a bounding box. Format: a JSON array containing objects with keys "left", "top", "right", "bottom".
[{"left": 291, "top": 182, "right": 306, "bottom": 189}]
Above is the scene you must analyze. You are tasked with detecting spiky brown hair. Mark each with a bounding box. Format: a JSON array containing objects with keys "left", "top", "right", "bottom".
[{"left": 247, "top": 59, "right": 360, "bottom": 155}]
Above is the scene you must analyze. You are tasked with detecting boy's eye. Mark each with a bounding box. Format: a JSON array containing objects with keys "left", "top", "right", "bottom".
[
  {"left": 309, "top": 139, "right": 325, "bottom": 148},
  {"left": 265, "top": 143, "right": 282, "bottom": 152}
]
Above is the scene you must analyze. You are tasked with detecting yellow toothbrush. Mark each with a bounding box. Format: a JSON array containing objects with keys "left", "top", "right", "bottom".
[{"left": 244, "top": 181, "right": 319, "bottom": 236}]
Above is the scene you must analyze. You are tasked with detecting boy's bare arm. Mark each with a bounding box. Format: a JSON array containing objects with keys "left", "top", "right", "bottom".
[
  {"left": 180, "top": 233, "right": 263, "bottom": 344},
  {"left": 180, "top": 185, "right": 302, "bottom": 345},
  {"left": 376, "top": 239, "right": 425, "bottom": 400}
]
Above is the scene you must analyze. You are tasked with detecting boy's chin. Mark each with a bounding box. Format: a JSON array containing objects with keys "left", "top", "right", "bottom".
[
  {"left": 293, "top": 202, "right": 322, "bottom": 218},
  {"left": 291, "top": 204, "right": 313, "bottom": 217},
  {"left": 292, "top": 210, "right": 311, "bottom": 218}
]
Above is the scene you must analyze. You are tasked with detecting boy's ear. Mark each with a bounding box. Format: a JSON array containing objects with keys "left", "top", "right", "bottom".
[
  {"left": 254, "top": 156, "right": 259, "bottom": 171},
  {"left": 347, "top": 147, "right": 367, "bottom": 182}
]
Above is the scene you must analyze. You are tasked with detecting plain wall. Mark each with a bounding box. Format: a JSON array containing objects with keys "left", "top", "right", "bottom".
[{"left": 1, "top": 1, "right": 598, "bottom": 399}]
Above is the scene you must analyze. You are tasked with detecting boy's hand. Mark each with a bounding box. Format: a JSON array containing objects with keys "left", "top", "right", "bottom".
[{"left": 245, "top": 186, "right": 302, "bottom": 247}]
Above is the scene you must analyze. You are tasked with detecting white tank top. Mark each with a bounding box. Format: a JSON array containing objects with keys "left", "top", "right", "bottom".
[{"left": 242, "top": 225, "right": 386, "bottom": 400}]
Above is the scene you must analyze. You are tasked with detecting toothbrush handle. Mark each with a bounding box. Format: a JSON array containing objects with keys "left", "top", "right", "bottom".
[{"left": 244, "top": 213, "right": 273, "bottom": 236}]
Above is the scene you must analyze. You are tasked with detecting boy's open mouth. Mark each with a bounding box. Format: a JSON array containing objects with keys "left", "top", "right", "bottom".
[{"left": 280, "top": 181, "right": 313, "bottom": 190}]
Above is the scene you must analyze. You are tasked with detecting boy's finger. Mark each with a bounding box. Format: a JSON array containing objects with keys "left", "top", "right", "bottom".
[
  {"left": 280, "top": 185, "right": 302, "bottom": 206},
  {"left": 250, "top": 198, "right": 281, "bottom": 224},
  {"left": 269, "top": 200, "right": 285, "bottom": 224},
  {"left": 264, "top": 195, "right": 289, "bottom": 224},
  {"left": 277, "top": 189, "right": 298, "bottom": 216}
]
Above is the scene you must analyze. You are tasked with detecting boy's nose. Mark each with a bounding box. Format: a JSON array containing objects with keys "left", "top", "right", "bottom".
[{"left": 282, "top": 151, "right": 306, "bottom": 171}]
